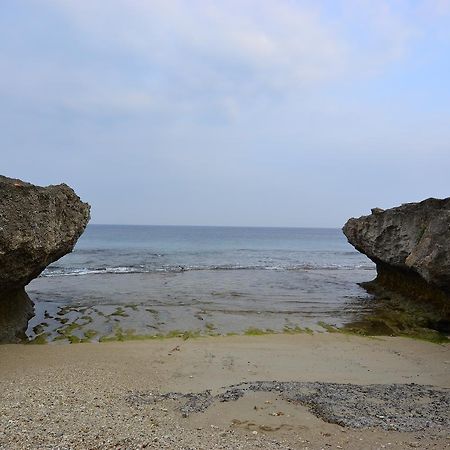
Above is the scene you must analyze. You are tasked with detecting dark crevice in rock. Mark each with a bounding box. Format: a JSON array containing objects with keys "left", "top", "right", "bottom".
[{"left": 0, "top": 288, "right": 34, "bottom": 343}]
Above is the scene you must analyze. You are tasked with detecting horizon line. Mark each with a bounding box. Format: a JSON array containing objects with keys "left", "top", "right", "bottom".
[{"left": 88, "top": 223, "right": 343, "bottom": 230}]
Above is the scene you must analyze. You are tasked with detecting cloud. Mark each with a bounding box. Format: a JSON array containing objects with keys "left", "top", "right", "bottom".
[
  {"left": 1, "top": 0, "right": 449, "bottom": 227},
  {"left": 6, "top": 0, "right": 415, "bottom": 119},
  {"left": 2, "top": 0, "right": 448, "bottom": 135},
  {"left": 425, "top": 0, "right": 450, "bottom": 16}
]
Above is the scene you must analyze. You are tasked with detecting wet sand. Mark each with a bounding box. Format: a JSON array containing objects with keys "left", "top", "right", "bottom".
[{"left": 0, "top": 333, "right": 449, "bottom": 449}]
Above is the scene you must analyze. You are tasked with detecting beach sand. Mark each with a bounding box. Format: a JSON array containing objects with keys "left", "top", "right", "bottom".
[{"left": 1, "top": 333, "right": 449, "bottom": 449}]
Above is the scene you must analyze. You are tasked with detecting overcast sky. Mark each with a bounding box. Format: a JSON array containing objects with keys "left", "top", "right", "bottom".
[{"left": 1, "top": 1, "right": 449, "bottom": 227}]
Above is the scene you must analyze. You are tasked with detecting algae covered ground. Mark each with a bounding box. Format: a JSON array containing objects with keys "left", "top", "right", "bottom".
[
  {"left": 26, "top": 297, "right": 448, "bottom": 345},
  {"left": 24, "top": 271, "right": 449, "bottom": 346}
]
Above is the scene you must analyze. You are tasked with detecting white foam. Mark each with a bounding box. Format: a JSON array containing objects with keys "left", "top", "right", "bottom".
[{"left": 40, "top": 261, "right": 376, "bottom": 278}]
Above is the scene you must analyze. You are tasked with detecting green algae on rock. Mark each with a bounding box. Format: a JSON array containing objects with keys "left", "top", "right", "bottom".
[{"left": 343, "top": 197, "right": 450, "bottom": 338}]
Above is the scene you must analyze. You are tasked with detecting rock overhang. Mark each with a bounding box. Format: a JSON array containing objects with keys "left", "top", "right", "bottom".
[
  {"left": 343, "top": 197, "right": 450, "bottom": 300},
  {"left": 0, "top": 175, "right": 90, "bottom": 342}
]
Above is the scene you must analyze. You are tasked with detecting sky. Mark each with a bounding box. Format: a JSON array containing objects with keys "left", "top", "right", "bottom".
[{"left": 1, "top": 0, "right": 449, "bottom": 227}]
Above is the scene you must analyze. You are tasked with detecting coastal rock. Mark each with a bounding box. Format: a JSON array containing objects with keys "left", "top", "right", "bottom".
[
  {"left": 343, "top": 198, "right": 450, "bottom": 303},
  {"left": 0, "top": 290, "right": 35, "bottom": 343},
  {"left": 0, "top": 175, "right": 90, "bottom": 342}
]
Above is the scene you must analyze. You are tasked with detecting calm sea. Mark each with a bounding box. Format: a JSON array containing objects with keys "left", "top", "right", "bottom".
[{"left": 26, "top": 225, "right": 377, "bottom": 341}]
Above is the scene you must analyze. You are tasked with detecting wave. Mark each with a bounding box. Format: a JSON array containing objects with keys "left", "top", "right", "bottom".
[
  {"left": 73, "top": 249, "right": 166, "bottom": 257},
  {"left": 41, "top": 262, "right": 375, "bottom": 277}
]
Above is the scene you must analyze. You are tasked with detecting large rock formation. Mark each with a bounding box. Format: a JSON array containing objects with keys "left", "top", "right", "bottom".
[
  {"left": 343, "top": 198, "right": 450, "bottom": 305},
  {"left": 0, "top": 175, "right": 90, "bottom": 342}
]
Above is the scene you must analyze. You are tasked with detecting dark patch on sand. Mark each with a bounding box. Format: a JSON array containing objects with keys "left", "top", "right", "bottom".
[{"left": 126, "top": 381, "right": 450, "bottom": 432}]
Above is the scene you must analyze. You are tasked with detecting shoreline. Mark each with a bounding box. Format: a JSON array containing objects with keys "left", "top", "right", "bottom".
[
  {"left": 25, "top": 313, "right": 450, "bottom": 345},
  {"left": 1, "top": 333, "right": 449, "bottom": 449},
  {"left": 22, "top": 268, "right": 448, "bottom": 345},
  {"left": 23, "top": 265, "right": 376, "bottom": 344}
]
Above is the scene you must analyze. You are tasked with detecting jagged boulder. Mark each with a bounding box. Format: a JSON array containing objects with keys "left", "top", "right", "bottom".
[
  {"left": 343, "top": 198, "right": 450, "bottom": 303},
  {"left": 0, "top": 175, "right": 90, "bottom": 342}
]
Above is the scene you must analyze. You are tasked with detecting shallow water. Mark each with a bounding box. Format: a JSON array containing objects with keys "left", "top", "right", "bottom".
[{"left": 26, "top": 225, "right": 377, "bottom": 342}]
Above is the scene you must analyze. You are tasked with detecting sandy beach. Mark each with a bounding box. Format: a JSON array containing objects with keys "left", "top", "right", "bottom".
[
  {"left": 2, "top": 1, "right": 450, "bottom": 449},
  {"left": 1, "top": 333, "right": 449, "bottom": 449}
]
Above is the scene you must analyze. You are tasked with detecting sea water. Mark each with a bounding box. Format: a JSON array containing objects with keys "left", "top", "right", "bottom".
[{"left": 26, "top": 225, "right": 377, "bottom": 341}]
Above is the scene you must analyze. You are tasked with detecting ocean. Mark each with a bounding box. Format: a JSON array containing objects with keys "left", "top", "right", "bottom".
[{"left": 26, "top": 225, "right": 377, "bottom": 342}]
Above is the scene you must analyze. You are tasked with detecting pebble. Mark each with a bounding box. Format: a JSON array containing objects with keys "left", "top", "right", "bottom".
[{"left": 2, "top": 377, "right": 449, "bottom": 449}]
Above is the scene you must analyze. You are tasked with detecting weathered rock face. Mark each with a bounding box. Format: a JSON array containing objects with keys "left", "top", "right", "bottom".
[
  {"left": 343, "top": 198, "right": 450, "bottom": 303},
  {"left": 0, "top": 175, "right": 90, "bottom": 342},
  {"left": 0, "top": 290, "right": 35, "bottom": 343}
]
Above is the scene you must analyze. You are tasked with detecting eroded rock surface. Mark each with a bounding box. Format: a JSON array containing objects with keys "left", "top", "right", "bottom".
[
  {"left": 343, "top": 198, "right": 450, "bottom": 303},
  {"left": 0, "top": 175, "right": 90, "bottom": 342}
]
